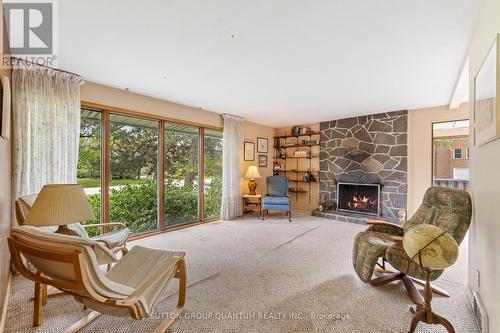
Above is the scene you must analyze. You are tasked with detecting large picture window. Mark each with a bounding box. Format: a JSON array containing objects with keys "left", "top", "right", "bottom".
[{"left": 76, "top": 106, "right": 222, "bottom": 236}]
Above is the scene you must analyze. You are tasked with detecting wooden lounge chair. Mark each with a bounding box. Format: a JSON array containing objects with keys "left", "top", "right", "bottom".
[{"left": 8, "top": 226, "right": 186, "bottom": 332}]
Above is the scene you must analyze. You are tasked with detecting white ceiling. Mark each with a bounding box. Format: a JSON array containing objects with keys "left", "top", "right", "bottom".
[{"left": 58, "top": 0, "right": 480, "bottom": 127}]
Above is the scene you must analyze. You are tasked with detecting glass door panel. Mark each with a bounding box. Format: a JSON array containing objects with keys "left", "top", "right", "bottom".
[
  {"left": 204, "top": 129, "right": 223, "bottom": 219},
  {"left": 109, "top": 113, "right": 159, "bottom": 234},
  {"left": 77, "top": 109, "right": 102, "bottom": 236},
  {"left": 164, "top": 123, "right": 200, "bottom": 226}
]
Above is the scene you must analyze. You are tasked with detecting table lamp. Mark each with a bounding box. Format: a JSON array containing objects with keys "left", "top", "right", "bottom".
[
  {"left": 23, "top": 184, "right": 93, "bottom": 236},
  {"left": 403, "top": 224, "right": 459, "bottom": 333},
  {"left": 244, "top": 166, "right": 261, "bottom": 195}
]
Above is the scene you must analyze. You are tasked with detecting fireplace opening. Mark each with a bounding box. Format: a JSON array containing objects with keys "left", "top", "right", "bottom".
[{"left": 337, "top": 182, "right": 380, "bottom": 216}]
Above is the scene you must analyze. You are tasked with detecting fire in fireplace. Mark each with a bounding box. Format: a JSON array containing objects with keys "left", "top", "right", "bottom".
[{"left": 337, "top": 182, "right": 380, "bottom": 216}]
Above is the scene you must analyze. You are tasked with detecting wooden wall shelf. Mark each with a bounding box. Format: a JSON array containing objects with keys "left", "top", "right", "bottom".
[
  {"left": 273, "top": 127, "right": 320, "bottom": 203},
  {"left": 274, "top": 143, "right": 320, "bottom": 148},
  {"left": 274, "top": 132, "right": 320, "bottom": 139}
]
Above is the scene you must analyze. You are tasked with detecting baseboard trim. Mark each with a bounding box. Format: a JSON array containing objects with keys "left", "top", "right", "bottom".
[
  {"left": 0, "top": 272, "right": 12, "bottom": 332},
  {"left": 466, "top": 282, "right": 475, "bottom": 307}
]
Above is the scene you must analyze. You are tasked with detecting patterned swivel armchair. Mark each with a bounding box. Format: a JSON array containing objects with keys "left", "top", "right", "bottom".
[
  {"left": 352, "top": 187, "right": 471, "bottom": 303},
  {"left": 262, "top": 175, "right": 291, "bottom": 222}
]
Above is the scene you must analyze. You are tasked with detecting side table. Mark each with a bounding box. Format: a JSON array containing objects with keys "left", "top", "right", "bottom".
[{"left": 242, "top": 194, "right": 262, "bottom": 219}]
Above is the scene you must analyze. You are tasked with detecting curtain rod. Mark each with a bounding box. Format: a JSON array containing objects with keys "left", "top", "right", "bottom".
[
  {"left": 222, "top": 113, "right": 245, "bottom": 120},
  {"left": 10, "top": 56, "right": 81, "bottom": 78}
]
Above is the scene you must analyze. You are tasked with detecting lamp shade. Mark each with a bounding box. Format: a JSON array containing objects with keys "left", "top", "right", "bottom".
[
  {"left": 24, "top": 184, "right": 93, "bottom": 227},
  {"left": 403, "top": 224, "right": 459, "bottom": 270},
  {"left": 244, "top": 166, "right": 261, "bottom": 179}
]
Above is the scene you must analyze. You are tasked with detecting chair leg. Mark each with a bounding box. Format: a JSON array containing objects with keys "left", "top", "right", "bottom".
[
  {"left": 288, "top": 211, "right": 292, "bottom": 222},
  {"left": 33, "top": 281, "right": 43, "bottom": 327},
  {"left": 402, "top": 276, "right": 424, "bottom": 305},
  {"left": 63, "top": 311, "right": 101, "bottom": 333},
  {"left": 153, "top": 259, "right": 187, "bottom": 333},
  {"left": 42, "top": 284, "right": 48, "bottom": 305},
  {"left": 63, "top": 259, "right": 187, "bottom": 333},
  {"left": 371, "top": 272, "right": 425, "bottom": 306}
]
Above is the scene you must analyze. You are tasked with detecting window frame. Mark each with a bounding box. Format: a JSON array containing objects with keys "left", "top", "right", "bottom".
[
  {"left": 80, "top": 101, "right": 223, "bottom": 238},
  {"left": 453, "top": 148, "right": 463, "bottom": 159}
]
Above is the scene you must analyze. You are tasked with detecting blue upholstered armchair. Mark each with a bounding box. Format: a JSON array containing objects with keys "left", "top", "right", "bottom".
[{"left": 262, "top": 175, "right": 291, "bottom": 222}]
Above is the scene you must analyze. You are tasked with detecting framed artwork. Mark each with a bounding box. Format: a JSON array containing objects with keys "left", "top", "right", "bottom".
[
  {"left": 257, "top": 137, "right": 268, "bottom": 153},
  {"left": 244, "top": 141, "right": 255, "bottom": 161},
  {"left": 0, "top": 76, "right": 11, "bottom": 140},
  {"left": 474, "top": 34, "right": 500, "bottom": 146},
  {"left": 258, "top": 154, "right": 267, "bottom": 167}
]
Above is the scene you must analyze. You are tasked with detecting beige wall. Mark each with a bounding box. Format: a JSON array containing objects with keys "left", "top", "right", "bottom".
[
  {"left": 274, "top": 124, "right": 320, "bottom": 211},
  {"left": 467, "top": 0, "right": 500, "bottom": 329},
  {"left": 81, "top": 81, "right": 223, "bottom": 129},
  {"left": 407, "top": 103, "right": 469, "bottom": 214},
  {"left": 241, "top": 121, "right": 275, "bottom": 196}
]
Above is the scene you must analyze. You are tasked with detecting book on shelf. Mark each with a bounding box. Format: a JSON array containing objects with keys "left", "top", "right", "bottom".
[
  {"left": 291, "top": 126, "right": 312, "bottom": 135},
  {"left": 292, "top": 150, "right": 310, "bottom": 157}
]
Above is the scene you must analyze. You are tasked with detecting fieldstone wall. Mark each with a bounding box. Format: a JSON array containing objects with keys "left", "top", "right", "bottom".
[{"left": 319, "top": 110, "right": 408, "bottom": 220}]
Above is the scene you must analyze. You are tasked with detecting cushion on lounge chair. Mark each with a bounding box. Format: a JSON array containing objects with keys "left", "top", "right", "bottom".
[
  {"left": 262, "top": 196, "right": 290, "bottom": 205},
  {"left": 12, "top": 226, "right": 131, "bottom": 299}
]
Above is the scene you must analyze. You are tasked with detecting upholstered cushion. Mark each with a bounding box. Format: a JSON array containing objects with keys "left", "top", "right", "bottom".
[
  {"left": 352, "top": 230, "right": 397, "bottom": 283},
  {"left": 267, "top": 176, "right": 288, "bottom": 197},
  {"left": 263, "top": 196, "right": 290, "bottom": 205},
  {"left": 385, "top": 243, "right": 443, "bottom": 281},
  {"left": 92, "top": 227, "right": 131, "bottom": 247},
  {"left": 403, "top": 187, "right": 472, "bottom": 243}
]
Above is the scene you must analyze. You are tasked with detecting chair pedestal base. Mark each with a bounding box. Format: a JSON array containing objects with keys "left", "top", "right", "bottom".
[
  {"left": 371, "top": 268, "right": 449, "bottom": 305},
  {"left": 371, "top": 272, "right": 424, "bottom": 305}
]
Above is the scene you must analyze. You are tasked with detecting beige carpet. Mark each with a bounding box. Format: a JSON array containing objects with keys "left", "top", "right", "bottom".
[{"left": 5, "top": 212, "right": 478, "bottom": 332}]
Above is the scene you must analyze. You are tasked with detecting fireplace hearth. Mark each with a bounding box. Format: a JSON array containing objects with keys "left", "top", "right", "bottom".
[{"left": 337, "top": 182, "right": 380, "bottom": 216}]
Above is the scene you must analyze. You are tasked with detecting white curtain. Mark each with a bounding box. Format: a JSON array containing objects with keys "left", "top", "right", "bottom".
[
  {"left": 13, "top": 62, "right": 84, "bottom": 197},
  {"left": 221, "top": 114, "right": 244, "bottom": 220}
]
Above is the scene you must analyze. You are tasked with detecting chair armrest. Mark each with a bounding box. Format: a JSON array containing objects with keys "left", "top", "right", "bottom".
[
  {"left": 94, "top": 239, "right": 112, "bottom": 249},
  {"left": 365, "top": 219, "right": 402, "bottom": 228},
  {"left": 82, "top": 223, "right": 127, "bottom": 229},
  {"left": 388, "top": 235, "right": 403, "bottom": 243},
  {"left": 365, "top": 219, "right": 404, "bottom": 236}
]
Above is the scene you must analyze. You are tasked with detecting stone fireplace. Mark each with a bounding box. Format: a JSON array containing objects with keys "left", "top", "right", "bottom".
[{"left": 314, "top": 110, "right": 408, "bottom": 222}]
